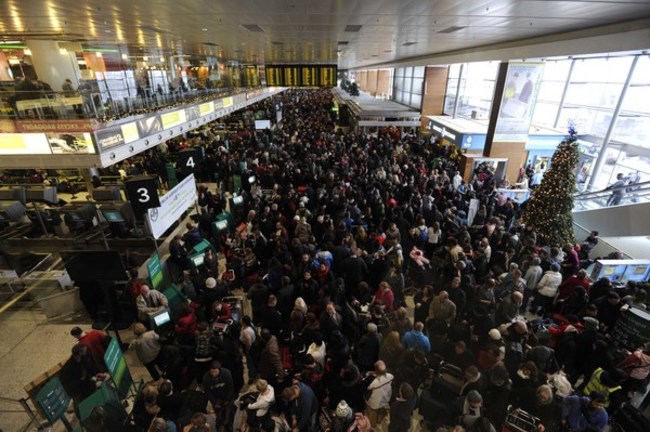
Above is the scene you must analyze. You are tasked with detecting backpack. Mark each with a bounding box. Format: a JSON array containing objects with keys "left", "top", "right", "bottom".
[{"left": 418, "top": 227, "right": 429, "bottom": 243}]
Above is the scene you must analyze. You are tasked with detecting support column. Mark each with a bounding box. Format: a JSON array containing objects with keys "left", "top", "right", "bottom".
[
  {"left": 484, "top": 62, "right": 528, "bottom": 183},
  {"left": 26, "top": 40, "right": 81, "bottom": 91},
  {"left": 420, "top": 66, "right": 449, "bottom": 129}
]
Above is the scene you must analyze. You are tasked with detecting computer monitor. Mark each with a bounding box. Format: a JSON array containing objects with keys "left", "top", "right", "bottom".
[
  {"left": 151, "top": 309, "right": 171, "bottom": 328},
  {"left": 102, "top": 210, "right": 125, "bottom": 223},
  {"left": 191, "top": 254, "right": 205, "bottom": 267}
]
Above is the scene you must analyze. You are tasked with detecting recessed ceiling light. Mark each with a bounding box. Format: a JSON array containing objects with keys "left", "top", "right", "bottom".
[
  {"left": 438, "top": 26, "right": 466, "bottom": 34},
  {"left": 202, "top": 28, "right": 208, "bottom": 32}
]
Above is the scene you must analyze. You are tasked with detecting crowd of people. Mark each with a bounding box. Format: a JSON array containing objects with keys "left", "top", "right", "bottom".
[{"left": 60, "top": 88, "right": 650, "bottom": 432}]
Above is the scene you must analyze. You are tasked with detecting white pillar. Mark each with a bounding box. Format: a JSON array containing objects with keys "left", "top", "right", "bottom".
[{"left": 26, "top": 40, "right": 81, "bottom": 91}]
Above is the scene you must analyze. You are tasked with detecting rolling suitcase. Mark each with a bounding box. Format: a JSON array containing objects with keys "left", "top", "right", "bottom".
[
  {"left": 430, "top": 363, "right": 464, "bottom": 401},
  {"left": 502, "top": 408, "right": 540, "bottom": 432},
  {"left": 610, "top": 403, "right": 650, "bottom": 432},
  {"left": 418, "top": 388, "right": 452, "bottom": 425}
]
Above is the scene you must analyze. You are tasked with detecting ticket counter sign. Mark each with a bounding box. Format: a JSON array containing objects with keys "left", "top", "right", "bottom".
[
  {"left": 147, "top": 250, "right": 164, "bottom": 290},
  {"left": 104, "top": 338, "right": 132, "bottom": 398},
  {"left": 36, "top": 377, "right": 70, "bottom": 423}
]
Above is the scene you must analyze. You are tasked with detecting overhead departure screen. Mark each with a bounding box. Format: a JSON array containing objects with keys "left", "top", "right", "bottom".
[{"left": 265, "top": 65, "right": 337, "bottom": 87}]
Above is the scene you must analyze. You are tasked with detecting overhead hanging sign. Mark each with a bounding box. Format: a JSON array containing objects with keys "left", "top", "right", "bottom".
[
  {"left": 15, "top": 119, "right": 94, "bottom": 133},
  {"left": 147, "top": 174, "right": 197, "bottom": 239}
]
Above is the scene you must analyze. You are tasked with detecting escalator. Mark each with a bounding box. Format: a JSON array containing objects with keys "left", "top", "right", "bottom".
[{"left": 572, "top": 180, "right": 650, "bottom": 258}]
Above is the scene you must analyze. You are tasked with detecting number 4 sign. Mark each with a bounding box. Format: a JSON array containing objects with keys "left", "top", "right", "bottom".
[
  {"left": 178, "top": 148, "right": 202, "bottom": 174},
  {"left": 125, "top": 176, "right": 161, "bottom": 215}
]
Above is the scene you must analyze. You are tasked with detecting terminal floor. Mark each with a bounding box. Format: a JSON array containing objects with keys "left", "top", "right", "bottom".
[{"left": 0, "top": 293, "right": 430, "bottom": 432}]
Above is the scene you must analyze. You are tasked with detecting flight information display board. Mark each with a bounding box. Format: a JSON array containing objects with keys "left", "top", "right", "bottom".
[{"left": 266, "top": 65, "right": 337, "bottom": 87}]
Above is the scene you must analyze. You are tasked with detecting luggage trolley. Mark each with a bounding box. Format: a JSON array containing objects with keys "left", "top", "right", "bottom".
[{"left": 503, "top": 408, "right": 540, "bottom": 432}]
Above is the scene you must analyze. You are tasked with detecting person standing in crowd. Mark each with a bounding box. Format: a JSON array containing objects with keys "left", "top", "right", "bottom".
[
  {"left": 363, "top": 360, "right": 394, "bottom": 428},
  {"left": 202, "top": 361, "right": 234, "bottom": 428},
  {"left": 70, "top": 326, "right": 110, "bottom": 366},
  {"left": 135, "top": 284, "right": 169, "bottom": 322},
  {"left": 388, "top": 382, "right": 417, "bottom": 432},
  {"left": 561, "top": 391, "right": 609, "bottom": 431},
  {"left": 606, "top": 173, "right": 627, "bottom": 206},
  {"left": 282, "top": 382, "right": 320, "bottom": 432},
  {"left": 129, "top": 323, "right": 163, "bottom": 380}
]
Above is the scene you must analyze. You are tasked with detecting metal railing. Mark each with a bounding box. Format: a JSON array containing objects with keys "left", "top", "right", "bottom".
[
  {"left": 573, "top": 180, "right": 650, "bottom": 210},
  {"left": 0, "top": 85, "right": 250, "bottom": 123}
]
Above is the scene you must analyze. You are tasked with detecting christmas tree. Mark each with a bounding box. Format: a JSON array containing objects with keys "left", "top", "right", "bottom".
[{"left": 522, "top": 126, "right": 580, "bottom": 246}]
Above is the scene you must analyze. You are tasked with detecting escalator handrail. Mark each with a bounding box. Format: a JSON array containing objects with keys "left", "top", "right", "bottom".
[{"left": 574, "top": 179, "right": 650, "bottom": 200}]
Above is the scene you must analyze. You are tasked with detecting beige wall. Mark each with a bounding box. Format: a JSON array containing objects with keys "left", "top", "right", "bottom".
[
  {"left": 420, "top": 66, "right": 448, "bottom": 129},
  {"left": 366, "top": 70, "right": 378, "bottom": 95},
  {"left": 356, "top": 71, "right": 367, "bottom": 91},
  {"left": 487, "top": 141, "right": 528, "bottom": 182},
  {"left": 377, "top": 69, "right": 391, "bottom": 96},
  {"left": 0, "top": 52, "right": 13, "bottom": 81}
]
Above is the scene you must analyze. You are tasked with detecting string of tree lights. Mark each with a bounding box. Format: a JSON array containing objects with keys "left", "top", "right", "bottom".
[{"left": 522, "top": 125, "right": 580, "bottom": 246}]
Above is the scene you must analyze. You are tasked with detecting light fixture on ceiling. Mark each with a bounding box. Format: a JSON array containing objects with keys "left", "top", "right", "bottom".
[
  {"left": 160, "top": 56, "right": 165, "bottom": 62},
  {"left": 202, "top": 28, "right": 208, "bottom": 32},
  {"left": 143, "top": 56, "right": 148, "bottom": 61},
  {"left": 438, "top": 26, "right": 466, "bottom": 34},
  {"left": 121, "top": 53, "right": 128, "bottom": 60},
  {"left": 23, "top": 48, "right": 31, "bottom": 56},
  {"left": 96, "top": 51, "right": 102, "bottom": 58}
]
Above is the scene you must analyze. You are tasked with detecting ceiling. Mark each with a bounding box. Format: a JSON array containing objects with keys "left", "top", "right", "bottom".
[{"left": 1, "top": 0, "right": 649, "bottom": 69}]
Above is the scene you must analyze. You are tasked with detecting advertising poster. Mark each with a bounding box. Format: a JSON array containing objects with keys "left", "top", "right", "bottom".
[
  {"left": 47, "top": 132, "right": 96, "bottom": 154},
  {"left": 494, "top": 62, "right": 545, "bottom": 142},
  {"left": 94, "top": 125, "right": 125, "bottom": 149}
]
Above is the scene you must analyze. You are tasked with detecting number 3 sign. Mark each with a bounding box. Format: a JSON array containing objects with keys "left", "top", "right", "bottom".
[{"left": 125, "top": 176, "right": 161, "bottom": 215}]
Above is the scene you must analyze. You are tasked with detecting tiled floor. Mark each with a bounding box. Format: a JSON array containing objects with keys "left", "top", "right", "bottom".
[{"left": 0, "top": 305, "right": 154, "bottom": 431}]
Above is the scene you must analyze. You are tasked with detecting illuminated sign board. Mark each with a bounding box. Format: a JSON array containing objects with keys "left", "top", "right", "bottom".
[
  {"left": 199, "top": 102, "right": 214, "bottom": 116},
  {"left": 0, "top": 133, "right": 52, "bottom": 155},
  {"left": 222, "top": 97, "right": 233, "bottom": 108},
  {"left": 265, "top": 65, "right": 337, "bottom": 87},
  {"left": 160, "top": 110, "right": 187, "bottom": 130},
  {"left": 121, "top": 122, "right": 139, "bottom": 144}
]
